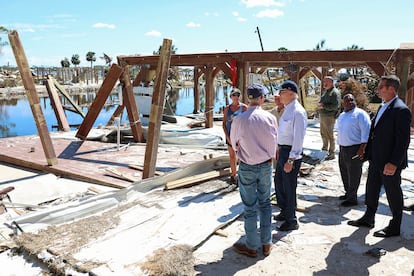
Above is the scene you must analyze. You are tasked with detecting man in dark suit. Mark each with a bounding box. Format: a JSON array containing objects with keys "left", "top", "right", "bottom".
[{"left": 348, "top": 75, "right": 412, "bottom": 238}]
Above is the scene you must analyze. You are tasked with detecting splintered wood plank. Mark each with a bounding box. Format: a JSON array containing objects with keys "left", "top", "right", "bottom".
[
  {"left": 165, "top": 168, "right": 231, "bottom": 190},
  {"left": 105, "top": 167, "right": 138, "bottom": 183},
  {"left": 128, "top": 163, "right": 164, "bottom": 176},
  {"left": 45, "top": 76, "right": 70, "bottom": 132},
  {"left": 8, "top": 30, "right": 57, "bottom": 166},
  {"left": 76, "top": 64, "right": 123, "bottom": 140}
]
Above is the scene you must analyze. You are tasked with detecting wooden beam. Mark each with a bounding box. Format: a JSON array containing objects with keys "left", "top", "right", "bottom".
[
  {"left": 52, "top": 78, "right": 86, "bottom": 118},
  {"left": 8, "top": 30, "right": 57, "bottom": 166},
  {"left": 118, "top": 49, "right": 414, "bottom": 67},
  {"left": 76, "top": 64, "right": 123, "bottom": 140},
  {"left": 118, "top": 61, "right": 144, "bottom": 142},
  {"left": 193, "top": 67, "right": 201, "bottom": 113},
  {"left": 143, "top": 38, "right": 173, "bottom": 179},
  {"left": 165, "top": 168, "right": 231, "bottom": 190},
  {"left": 106, "top": 104, "right": 124, "bottom": 126},
  {"left": 45, "top": 76, "right": 70, "bottom": 132},
  {"left": 366, "top": 62, "right": 386, "bottom": 77}
]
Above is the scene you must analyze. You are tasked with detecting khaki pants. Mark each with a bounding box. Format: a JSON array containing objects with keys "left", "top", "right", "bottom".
[{"left": 319, "top": 114, "right": 336, "bottom": 154}]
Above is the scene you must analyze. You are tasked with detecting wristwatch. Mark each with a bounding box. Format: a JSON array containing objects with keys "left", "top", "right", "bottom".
[{"left": 287, "top": 159, "right": 294, "bottom": 165}]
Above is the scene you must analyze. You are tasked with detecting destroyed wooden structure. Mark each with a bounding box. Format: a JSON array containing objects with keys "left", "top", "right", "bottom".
[{"left": 5, "top": 29, "right": 414, "bottom": 184}]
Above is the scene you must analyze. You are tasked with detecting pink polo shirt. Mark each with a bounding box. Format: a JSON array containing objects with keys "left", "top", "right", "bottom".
[{"left": 230, "top": 105, "right": 278, "bottom": 165}]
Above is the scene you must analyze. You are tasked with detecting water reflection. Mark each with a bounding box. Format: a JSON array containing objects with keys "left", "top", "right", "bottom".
[{"left": 0, "top": 86, "right": 229, "bottom": 138}]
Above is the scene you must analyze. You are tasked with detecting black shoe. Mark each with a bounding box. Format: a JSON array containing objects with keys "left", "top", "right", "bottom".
[
  {"left": 277, "top": 222, "right": 299, "bottom": 231},
  {"left": 230, "top": 176, "right": 238, "bottom": 186},
  {"left": 373, "top": 227, "right": 400, "bottom": 238},
  {"left": 347, "top": 218, "right": 374, "bottom": 229},
  {"left": 325, "top": 154, "right": 335, "bottom": 161},
  {"left": 338, "top": 195, "right": 347, "bottom": 200},
  {"left": 273, "top": 213, "right": 286, "bottom": 221},
  {"left": 341, "top": 200, "right": 358, "bottom": 207}
]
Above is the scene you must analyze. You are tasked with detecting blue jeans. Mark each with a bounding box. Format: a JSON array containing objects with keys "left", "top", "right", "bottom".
[{"left": 238, "top": 160, "right": 272, "bottom": 250}]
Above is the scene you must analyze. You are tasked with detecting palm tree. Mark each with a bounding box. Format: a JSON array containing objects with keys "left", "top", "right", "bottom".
[
  {"left": 71, "top": 54, "right": 80, "bottom": 83},
  {"left": 153, "top": 44, "right": 177, "bottom": 55},
  {"left": 60, "top": 58, "right": 70, "bottom": 83},
  {"left": 314, "top": 39, "right": 326, "bottom": 50},
  {"left": 0, "top": 26, "right": 9, "bottom": 55},
  {"left": 71, "top": 54, "right": 80, "bottom": 67},
  {"left": 86, "top": 51, "right": 96, "bottom": 84},
  {"left": 344, "top": 44, "right": 364, "bottom": 50}
]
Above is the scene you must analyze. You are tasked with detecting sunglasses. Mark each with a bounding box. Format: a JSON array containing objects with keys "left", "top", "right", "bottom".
[{"left": 231, "top": 93, "right": 240, "bottom": 97}]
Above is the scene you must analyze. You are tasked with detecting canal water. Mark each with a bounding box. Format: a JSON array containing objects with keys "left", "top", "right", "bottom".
[{"left": 0, "top": 86, "right": 231, "bottom": 138}]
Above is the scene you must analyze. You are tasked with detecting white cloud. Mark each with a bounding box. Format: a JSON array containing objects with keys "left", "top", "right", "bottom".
[
  {"left": 92, "top": 23, "right": 116, "bottom": 29},
  {"left": 186, "top": 22, "right": 201, "bottom": 28},
  {"left": 255, "top": 9, "right": 284, "bottom": 18},
  {"left": 233, "top": 11, "right": 239, "bottom": 17},
  {"left": 237, "top": 17, "right": 247, "bottom": 22},
  {"left": 145, "top": 30, "right": 162, "bottom": 37},
  {"left": 241, "top": 0, "right": 284, "bottom": 8}
]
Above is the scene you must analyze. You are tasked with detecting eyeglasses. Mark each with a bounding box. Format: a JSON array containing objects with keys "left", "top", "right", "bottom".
[{"left": 231, "top": 93, "right": 240, "bottom": 97}]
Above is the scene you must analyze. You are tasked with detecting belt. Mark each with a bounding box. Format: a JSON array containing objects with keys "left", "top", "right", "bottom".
[
  {"left": 241, "top": 159, "right": 272, "bottom": 166},
  {"left": 278, "top": 144, "right": 292, "bottom": 149}
]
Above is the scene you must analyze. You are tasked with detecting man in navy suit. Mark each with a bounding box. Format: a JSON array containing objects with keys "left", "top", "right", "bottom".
[{"left": 348, "top": 75, "right": 412, "bottom": 238}]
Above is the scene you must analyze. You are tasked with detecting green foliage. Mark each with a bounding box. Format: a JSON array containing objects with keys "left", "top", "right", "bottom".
[
  {"left": 86, "top": 51, "right": 96, "bottom": 63},
  {"left": 71, "top": 54, "right": 81, "bottom": 66},
  {"left": 153, "top": 45, "right": 177, "bottom": 55},
  {"left": 60, "top": 57, "right": 70, "bottom": 67}
]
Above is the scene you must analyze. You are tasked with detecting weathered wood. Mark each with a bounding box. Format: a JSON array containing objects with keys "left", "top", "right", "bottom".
[
  {"left": 143, "top": 38, "right": 173, "bottom": 179},
  {"left": 117, "top": 61, "right": 144, "bottom": 142},
  {"left": 106, "top": 104, "right": 124, "bottom": 126},
  {"left": 204, "top": 66, "right": 214, "bottom": 128},
  {"left": 105, "top": 167, "right": 138, "bottom": 182},
  {"left": 52, "top": 78, "right": 86, "bottom": 118},
  {"left": 45, "top": 76, "right": 70, "bottom": 132},
  {"left": 76, "top": 64, "right": 123, "bottom": 140},
  {"left": 128, "top": 163, "right": 164, "bottom": 176},
  {"left": 165, "top": 168, "right": 231, "bottom": 190},
  {"left": 193, "top": 67, "right": 201, "bottom": 113},
  {"left": 8, "top": 30, "right": 58, "bottom": 166}
]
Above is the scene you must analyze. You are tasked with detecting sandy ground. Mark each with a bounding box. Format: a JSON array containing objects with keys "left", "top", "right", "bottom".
[
  {"left": 1, "top": 125, "right": 414, "bottom": 275},
  {"left": 193, "top": 126, "right": 414, "bottom": 276}
]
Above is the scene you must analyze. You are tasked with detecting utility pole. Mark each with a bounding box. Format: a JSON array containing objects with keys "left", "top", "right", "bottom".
[{"left": 255, "top": 26, "right": 274, "bottom": 95}]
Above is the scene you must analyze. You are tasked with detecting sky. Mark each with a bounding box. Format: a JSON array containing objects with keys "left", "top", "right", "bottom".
[{"left": 0, "top": 0, "right": 413, "bottom": 67}]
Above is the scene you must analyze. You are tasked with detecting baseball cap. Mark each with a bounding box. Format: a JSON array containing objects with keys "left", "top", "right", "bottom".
[
  {"left": 247, "top": 84, "right": 266, "bottom": 99},
  {"left": 277, "top": 80, "right": 298, "bottom": 93}
]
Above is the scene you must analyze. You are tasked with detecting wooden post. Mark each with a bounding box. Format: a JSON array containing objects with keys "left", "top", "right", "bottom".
[
  {"left": 143, "top": 38, "right": 173, "bottom": 179},
  {"left": 204, "top": 66, "right": 214, "bottom": 128},
  {"left": 117, "top": 60, "right": 144, "bottom": 142},
  {"left": 8, "top": 30, "right": 58, "bottom": 166},
  {"left": 193, "top": 67, "right": 200, "bottom": 114},
  {"left": 76, "top": 64, "right": 123, "bottom": 140},
  {"left": 45, "top": 76, "right": 70, "bottom": 132},
  {"left": 396, "top": 52, "right": 411, "bottom": 102}
]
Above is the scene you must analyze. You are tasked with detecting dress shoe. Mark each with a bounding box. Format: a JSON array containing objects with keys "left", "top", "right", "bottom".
[
  {"left": 277, "top": 221, "right": 299, "bottom": 231},
  {"left": 347, "top": 218, "right": 374, "bottom": 229},
  {"left": 262, "top": 243, "right": 273, "bottom": 257},
  {"left": 338, "top": 195, "right": 347, "bottom": 200},
  {"left": 341, "top": 200, "right": 358, "bottom": 207},
  {"left": 273, "top": 213, "right": 286, "bottom": 221},
  {"left": 373, "top": 227, "right": 400, "bottom": 238},
  {"left": 233, "top": 242, "right": 257, "bottom": 258}
]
